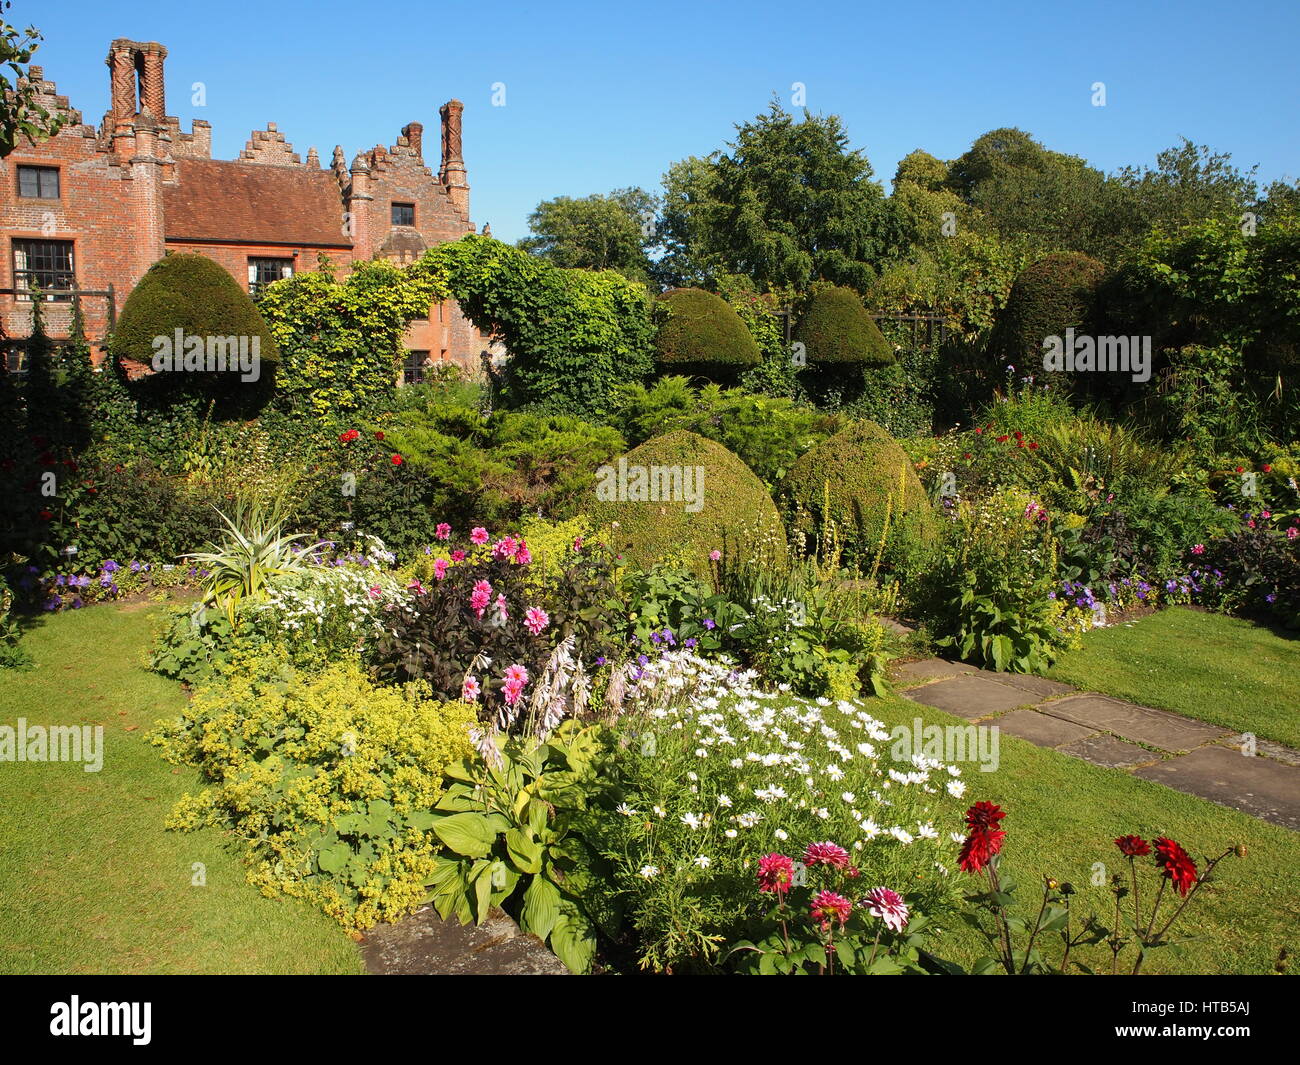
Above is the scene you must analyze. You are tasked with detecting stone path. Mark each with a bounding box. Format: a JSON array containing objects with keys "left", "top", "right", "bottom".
[
  {"left": 359, "top": 905, "right": 570, "bottom": 976},
  {"left": 893, "top": 659, "right": 1300, "bottom": 831}
]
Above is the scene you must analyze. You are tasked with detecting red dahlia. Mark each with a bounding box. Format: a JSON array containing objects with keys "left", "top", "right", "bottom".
[
  {"left": 958, "top": 827, "right": 1005, "bottom": 873},
  {"left": 965, "top": 801, "right": 1006, "bottom": 831},
  {"left": 1153, "top": 837, "right": 1198, "bottom": 897},
  {"left": 1114, "top": 835, "right": 1151, "bottom": 857}
]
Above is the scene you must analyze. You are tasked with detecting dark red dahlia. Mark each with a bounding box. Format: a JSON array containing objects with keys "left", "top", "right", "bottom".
[
  {"left": 958, "top": 827, "right": 1005, "bottom": 873},
  {"left": 964, "top": 801, "right": 1006, "bottom": 831},
  {"left": 1153, "top": 837, "right": 1198, "bottom": 897},
  {"left": 1115, "top": 835, "right": 1151, "bottom": 857}
]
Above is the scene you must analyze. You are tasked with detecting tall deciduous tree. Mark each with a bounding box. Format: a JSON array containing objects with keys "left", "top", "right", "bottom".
[{"left": 518, "top": 188, "right": 657, "bottom": 283}]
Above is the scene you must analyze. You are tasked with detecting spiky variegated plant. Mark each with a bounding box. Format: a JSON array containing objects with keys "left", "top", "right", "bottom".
[{"left": 184, "top": 503, "right": 325, "bottom": 622}]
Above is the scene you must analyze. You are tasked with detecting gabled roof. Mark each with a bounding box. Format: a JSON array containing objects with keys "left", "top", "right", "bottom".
[{"left": 163, "top": 159, "right": 352, "bottom": 247}]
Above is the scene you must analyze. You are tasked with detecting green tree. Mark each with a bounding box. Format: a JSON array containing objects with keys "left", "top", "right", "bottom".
[
  {"left": 519, "top": 187, "right": 656, "bottom": 282},
  {"left": 1, "top": 13, "right": 63, "bottom": 158},
  {"left": 659, "top": 100, "right": 899, "bottom": 292}
]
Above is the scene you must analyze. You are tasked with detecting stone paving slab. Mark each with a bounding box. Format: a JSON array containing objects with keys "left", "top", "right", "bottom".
[
  {"left": 994, "top": 709, "right": 1098, "bottom": 748},
  {"left": 1039, "top": 694, "right": 1231, "bottom": 753},
  {"left": 901, "top": 674, "right": 1032, "bottom": 718},
  {"left": 993, "top": 674, "right": 1077, "bottom": 699},
  {"left": 1224, "top": 734, "right": 1300, "bottom": 768},
  {"left": 892, "top": 658, "right": 977, "bottom": 685},
  {"left": 1133, "top": 746, "right": 1300, "bottom": 831},
  {"left": 1058, "top": 733, "right": 1158, "bottom": 769},
  {"left": 360, "top": 905, "right": 570, "bottom": 975}
]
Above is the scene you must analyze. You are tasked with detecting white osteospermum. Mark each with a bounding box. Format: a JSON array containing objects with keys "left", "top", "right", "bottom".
[{"left": 639, "top": 865, "right": 659, "bottom": 879}]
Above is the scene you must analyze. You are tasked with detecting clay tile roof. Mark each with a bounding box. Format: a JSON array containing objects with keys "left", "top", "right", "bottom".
[{"left": 164, "top": 159, "right": 352, "bottom": 247}]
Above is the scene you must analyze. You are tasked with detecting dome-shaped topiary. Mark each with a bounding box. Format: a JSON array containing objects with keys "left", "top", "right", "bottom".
[
  {"left": 590, "top": 429, "right": 786, "bottom": 574},
  {"left": 993, "top": 251, "right": 1106, "bottom": 367},
  {"left": 110, "top": 253, "right": 279, "bottom": 405},
  {"left": 654, "top": 287, "right": 762, "bottom": 371},
  {"left": 784, "top": 420, "right": 937, "bottom": 573},
  {"left": 795, "top": 284, "right": 894, "bottom": 366}
]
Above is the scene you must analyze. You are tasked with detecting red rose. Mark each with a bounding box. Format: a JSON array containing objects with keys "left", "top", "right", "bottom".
[
  {"left": 1013, "top": 431, "right": 1023, "bottom": 440},
  {"left": 391, "top": 454, "right": 403, "bottom": 466},
  {"left": 996, "top": 435, "right": 1009, "bottom": 443},
  {"left": 1029, "top": 441, "right": 1039, "bottom": 450},
  {"left": 974, "top": 427, "right": 983, "bottom": 435},
  {"left": 375, "top": 431, "right": 385, "bottom": 441},
  {"left": 1263, "top": 464, "right": 1273, "bottom": 472},
  {"left": 1235, "top": 466, "right": 1244, "bottom": 473}
]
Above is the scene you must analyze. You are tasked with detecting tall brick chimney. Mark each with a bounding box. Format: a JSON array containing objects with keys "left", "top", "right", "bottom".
[
  {"left": 106, "top": 40, "right": 138, "bottom": 130},
  {"left": 402, "top": 121, "right": 423, "bottom": 160},
  {"left": 439, "top": 100, "right": 468, "bottom": 217},
  {"left": 138, "top": 42, "right": 167, "bottom": 120}
]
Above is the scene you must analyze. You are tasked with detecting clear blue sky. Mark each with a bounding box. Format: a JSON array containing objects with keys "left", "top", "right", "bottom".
[{"left": 23, "top": 0, "right": 1300, "bottom": 244}]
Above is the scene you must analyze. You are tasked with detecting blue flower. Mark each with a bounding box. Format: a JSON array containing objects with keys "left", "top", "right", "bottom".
[
  {"left": 703, "top": 618, "right": 716, "bottom": 630},
  {"left": 684, "top": 637, "right": 697, "bottom": 648},
  {"left": 102, "top": 559, "right": 119, "bottom": 574}
]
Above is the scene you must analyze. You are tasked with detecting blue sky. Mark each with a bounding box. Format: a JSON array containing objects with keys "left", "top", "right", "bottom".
[{"left": 25, "top": 0, "right": 1300, "bottom": 244}]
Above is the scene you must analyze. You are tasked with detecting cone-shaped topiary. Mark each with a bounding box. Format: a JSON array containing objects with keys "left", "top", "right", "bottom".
[
  {"left": 109, "top": 253, "right": 278, "bottom": 410},
  {"left": 795, "top": 284, "right": 894, "bottom": 366},
  {"left": 590, "top": 429, "right": 786, "bottom": 575},
  {"left": 784, "top": 419, "right": 937, "bottom": 573},
  {"left": 992, "top": 251, "right": 1106, "bottom": 369},
  {"left": 654, "top": 287, "right": 762, "bottom": 373}
]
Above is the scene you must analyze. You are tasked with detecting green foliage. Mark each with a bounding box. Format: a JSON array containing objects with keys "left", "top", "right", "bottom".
[
  {"left": 1, "top": 20, "right": 64, "bottom": 158},
  {"left": 795, "top": 283, "right": 894, "bottom": 366},
  {"left": 784, "top": 420, "right": 937, "bottom": 575},
  {"left": 151, "top": 656, "right": 475, "bottom": 930},
  {"left": 991, "top": 252, "right": 1107, "bottom": 374},
  {"left": 655, "top": 101, "right": 900, "bottom": 292},
  {"left": 919, "top": 489, "right": 1080, "bottom": 674},
  {"left": 425, "top": 721, "right": 617, "bottom": 973},
  {"left": 185, "top": 502, "right": 322, "bottom": 622},
  {"left": 613, "top": 377, "right": 842, "bottom": 487},
  {"left": 591, "top": 430, "right": 788, "bottom": 575},
  {"left": 418, "top": 235, "right": 655, "bottom": 419},
  {"left": 258, "top": 256, "right": 440, "bottom": 421},
  {"left": 109, "top": 254, "right": 279, "bottom": 413},
  {"left": 654, "top": 287, "right": 762, "bottom": 373},
  {"left": 519, "top": 187, "right": 656, "bottom": 282}
]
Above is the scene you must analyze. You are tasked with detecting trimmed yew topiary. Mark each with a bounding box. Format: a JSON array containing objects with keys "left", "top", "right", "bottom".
[
  {"left": 795, "top": 284, "right": 894, "bottom": 366},
  {"left": 784, "top": 419, "right": 937, "bottom": 573},
  {"left": 654, "top": 287, "right": 762, "bottom": 372},
  {"left": 992, "top": 251, "right": 1106, "bottom": 367},
  {"left": 110, "top": 253, "right": 279, "bottom": 408},
  {"left": 590, "top": 429, "right": 786, "bottom": 574}
]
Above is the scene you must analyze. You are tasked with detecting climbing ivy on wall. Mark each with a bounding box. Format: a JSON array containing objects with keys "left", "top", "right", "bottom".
[
  {"left": 418, "top": 235, "right": 655, "bottom": 419},
  {"left": 257, "top": 257, "right": 446, "bottom": 420}
]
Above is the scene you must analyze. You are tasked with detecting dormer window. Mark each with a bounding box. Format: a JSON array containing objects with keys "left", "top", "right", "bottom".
[{"left": 391, "top": 202, "right": 415, "bottom": 226}]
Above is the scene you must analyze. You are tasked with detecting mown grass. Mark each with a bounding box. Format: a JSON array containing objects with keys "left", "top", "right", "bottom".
[
  {"left": 868, "top": 691, "right": 1300, "bottom": 975},
  {"left": 0, "top": 603, "right": 363, "bottom": 975},
  {"left": 1048, "top": 607, "right": 1300, "bottom": 749}
]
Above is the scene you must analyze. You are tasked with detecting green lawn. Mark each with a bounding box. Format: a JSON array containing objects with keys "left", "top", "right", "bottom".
[
  {"left": 1048, "top": 607, "right": 1300, "bottom": 749},
  {"left": 870, "top": 691, "right": 1300, "bottom": 975},
  {"left": 0, "top": 603, "right": 363, "bottom": 975}
]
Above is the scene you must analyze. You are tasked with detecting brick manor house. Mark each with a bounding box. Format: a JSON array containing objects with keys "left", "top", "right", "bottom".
[{"left": 1, "top": 37, "right": 490, "bottom": 379}]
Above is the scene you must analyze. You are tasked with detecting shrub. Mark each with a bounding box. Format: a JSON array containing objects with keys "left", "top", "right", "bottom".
[
  {"left": 784, "top": 420, "right": 937, "bottom": 575},
  {"left": 109, "top": 254, "right": 279, "bottom": 413},
  {"left": 590, "top": 430, "right": 787, "bottom": 575},
  {"left": 150, "top": 656, "right": 476, "bottom": 930},
  {"left": 613, "top": 377, "right": 843, "bottom": 487},
  {"left": 795, "top": 283, "right": 894, "bottom": 366},
  {"left": 654, "top": 287, "right": 762, "bottom": 374},
  {"left": 991, "top": 251, "right": 1106, "bottom": 375}
]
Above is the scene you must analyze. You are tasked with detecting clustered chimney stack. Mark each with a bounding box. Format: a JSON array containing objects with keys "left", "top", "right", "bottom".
[
  {"left": 139, "top": 42, "right": 167, "bottom": 119},
  {"left": 402, "top": 121, "right": 423, "bottom": 160},
  {"left": 106, "top": 40, "right": 137, "bottom": 130}
]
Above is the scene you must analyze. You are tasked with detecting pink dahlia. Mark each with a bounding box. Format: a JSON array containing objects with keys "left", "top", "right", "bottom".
[
  {"left": 461, "top": 675, "right": 481, "bottom": 702},
  {"left": 810, "top": 890, "right": 853, "bottom": 931},
  {"left": 503, "top": 678, "right": 525, "bottom": 705},
  {"left": 709, "top": 549, "right": 721, "bottom": 562},
  {"left": 863, "top": 887, "right": 909, "bottom": 933},
  {"left": 504, "top": 663, "right": 529, "bottom": 686},
  {"left": 470, "top": 527, "right": 490, "bottom": 545},
  {"left": 525, "top": 607, "right": 550, "bottom": 636},
  {"left": 435, "top": 523, "right": 451, "bottom": 541},
  {"left": 433, "top": 558, "right": 449, "bottom": 581},
  {"left": 450, "top": 550, "right": 466, "bottom": 562},
  {"left": 470, "top": 579, "right": 493, "bottom": 617},
  {"left": 803, "top": 841, "right": 851, "bottom": 869},
  {"left": 756, "top": 853, "right": 794, "bottom": 895},
  {"left": 516, "top": 540, "right": 532, "bottom": 565},
  {"left": 493, "top": 536, "right": 519, "bottom": 560}
]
